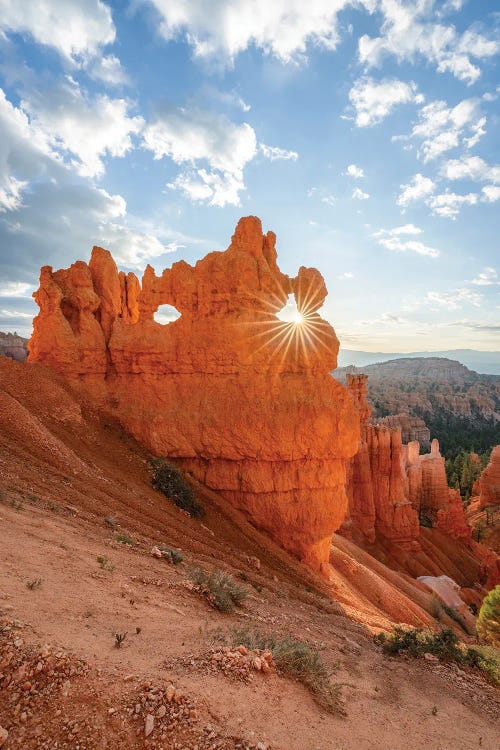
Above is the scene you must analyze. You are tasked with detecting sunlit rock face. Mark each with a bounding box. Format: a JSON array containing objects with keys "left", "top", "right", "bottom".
[
  {"left": 345, "top": 374, "right": 420, "bottom": 545},
  {"left": 29, "top": 216, "right": 359, "bottom": 571},
  {"left": 473, "top": 445, "right": 500, "bottom": 510}
]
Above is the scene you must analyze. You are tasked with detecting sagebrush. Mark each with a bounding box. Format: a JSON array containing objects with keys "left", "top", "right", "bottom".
[{"left": 151, "top": 459, "right": 204, "bottom": 518}]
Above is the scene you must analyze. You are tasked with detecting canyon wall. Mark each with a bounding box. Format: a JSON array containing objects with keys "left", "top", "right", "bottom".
[
  {"left": 345, "top": 375, "right": 471, "bottom": 545},
  {"left": 472, "top": 445, "right": 500, "bottom": 509},
  {"left": 29, "top": 216, "right": 359, "bottom": 571}
]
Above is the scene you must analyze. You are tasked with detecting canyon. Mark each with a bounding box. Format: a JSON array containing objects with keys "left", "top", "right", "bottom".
[{"left": 1, "top": 216, "right": 499, "bottom": 749}]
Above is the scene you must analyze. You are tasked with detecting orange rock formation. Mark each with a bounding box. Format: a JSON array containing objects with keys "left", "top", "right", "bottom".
[
  {"left": 346, "top": 376, "right": 471, "bottom": 544},
  {"left": 345, "top": 374, "right": 419, "bottom": 545},
  {"left": 473, "top": 445, "right": 500, "bottom": 509},
  {"left": 29, "top": 216, "right": 359, "bottom": 571}
]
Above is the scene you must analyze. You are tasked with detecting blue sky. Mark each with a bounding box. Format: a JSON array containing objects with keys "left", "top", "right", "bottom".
[{"left": 0, "top": 0, "right": 498, "bottom": 351}]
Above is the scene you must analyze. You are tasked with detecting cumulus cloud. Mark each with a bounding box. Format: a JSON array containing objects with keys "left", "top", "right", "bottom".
[
  {"left": 482, "top": 185, "right": 500, "bottom": 203},
  {"left": 20, "top": 78, "right": 144, "bottom": 178},
  {"left": 397, "top": 173, "right": 435, "bottom": 207},
  {"left": 427, "top": 191, "right": 478, "bottom": 219},
  {"left": 142, "top": 106, "right": 257, "bottom": 206},
  {"left": 0, "top": 0, "right": 115, "bottom": 62},
  {"left": 470, "top": 267, "right": 499, "bottom": 286},
  {"left": 408, "top": 98, "right": 485, "bottom": 162},
  {"left": 88, "top": 54, "right": 130, "bottom": 86},
  {"left": 373, "top": 226, "right": 439, "bottom": 258},
  {"left": 259, "top": 144, "right": 298, "bottom": 161},
  {"left": 426, "top": 288, "right": 482, "bottom": 310},
  {"left": 144, "top": 0, "right": 353, "bottom": 63},
  {"left": 358, "top": 0, "right": 499, "bottom": 84},
  {"left": 348, "top": 76, "right": 420, "bottom": 127},
  {"left": 352, "top": 187, "right": 370, "bottom": 200},
  {"left": 440, "top": 155, "right": 500, "bottom": 184},
  {"left": 0, "top": 281, "right": 33, "bottom": 296},
  {"left": 345, "top": 164, "right": 364, "bottom": 178}
]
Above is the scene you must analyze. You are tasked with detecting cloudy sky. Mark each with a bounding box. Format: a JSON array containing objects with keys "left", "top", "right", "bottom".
[{"left": 0, "top": 0, "right": 498, "bottom": 351}]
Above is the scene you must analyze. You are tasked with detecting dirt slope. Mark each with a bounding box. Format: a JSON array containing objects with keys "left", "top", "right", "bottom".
[{"left": 0, "top": 358, "right": 499, "bottom": 749}]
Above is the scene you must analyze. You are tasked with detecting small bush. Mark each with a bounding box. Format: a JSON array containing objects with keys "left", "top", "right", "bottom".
[
  {"left": 114, "top": 632, "right": 127, "bottom": 648},
  {"left": 26, "top": 578, "right": 42, "bottom": 590},
  {"left": 151, "top": 459, "right": 204, "bottom": 518},
  {"left": 97, "top": 555, "right": 115, "bottom": 572},
  {"left": 442, "top": 604, "right": 469, "bottom": 634},
  {"left": 115, "top": 532, "right": 134, "bottom": 546},
  {"left": 229, "top": 627, "right": 344, "bottom": 715},
  {"left": 187, "top": 567, "right": 248, "bottom": 612},
  {"left": 429, "top": 594, "right": 443, "bottom": 620},
  {"left": 477, "top": 585, "right": 500, "bottom": 648},
  {"left": 379, "top": 627, "right": 500, "bottom": 685},
  {"left": 157, "top": 545, "right": 184, "bottom": 564}
]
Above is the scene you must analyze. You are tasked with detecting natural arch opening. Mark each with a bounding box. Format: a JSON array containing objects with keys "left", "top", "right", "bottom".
[
  {"left": 154, "top": 304, "right": 181, "bottom": 325},
  {"left": 276, "top": 294, "right": 304, "bottom": 324}
]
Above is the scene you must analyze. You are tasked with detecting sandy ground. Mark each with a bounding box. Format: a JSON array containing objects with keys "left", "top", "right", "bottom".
[{"left": 0, "top": 358, "right": 499, "bottom": 749}]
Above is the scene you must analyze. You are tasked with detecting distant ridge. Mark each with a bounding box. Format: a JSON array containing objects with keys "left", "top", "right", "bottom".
[{"left": 337, "top": 348, "right": 500, "bottom": 376}]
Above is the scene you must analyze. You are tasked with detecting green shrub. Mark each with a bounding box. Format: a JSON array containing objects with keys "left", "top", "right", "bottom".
[
  {"left": 187, "top": 567, "right": 248, "bottom": 612},
  {"left": 379, "top": 626, "right": 499, "bottom": 685},
  {"left": 228, "top": 627, "right": 344, "bottom": 715},
  {"left": 151, "top": 459, "right": 204, "bottom": 518},
  {"left": 157, "top": 545, "right": 184, "bottom": 564},
  {"left": 115, "top": 532, "right": 134, "bottom": 546},
  {"left": 442, "top": 604, "right": 469, "bottom": 634},
  {"left": 477, "top": 586, "right": 500, "bottom": 648}
]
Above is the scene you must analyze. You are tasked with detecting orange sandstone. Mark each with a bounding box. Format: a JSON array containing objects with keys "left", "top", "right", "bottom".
[{"left": 29, "top": 216, "right": 359, "bottom": 571}]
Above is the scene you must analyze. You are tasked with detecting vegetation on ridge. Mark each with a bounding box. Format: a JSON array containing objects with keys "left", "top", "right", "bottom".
[{"left": 151, "top": 458, "right": 205, "bottom": 518}]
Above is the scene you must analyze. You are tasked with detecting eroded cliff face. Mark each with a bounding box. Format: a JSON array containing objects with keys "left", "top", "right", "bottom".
[
  {"left": 473, "top": 445, "right": 500, "bottom": 509},
  {"left": 345, "top": 374, "right": 420, "bottom": 546},
  {"left": 345, "top": 376, "right": 471, "bottom": 545},
  {"left": 29, "top": 216, "right": 359, "bottom": 571}
]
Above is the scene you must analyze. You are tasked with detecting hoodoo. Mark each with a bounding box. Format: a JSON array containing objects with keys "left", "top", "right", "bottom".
[{"left": 29, "top": 216, "right": 359, "bottom": 571}]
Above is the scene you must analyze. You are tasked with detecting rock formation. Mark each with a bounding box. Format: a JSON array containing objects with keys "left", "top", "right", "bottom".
[
  {"left": 372, "top": 413, "right": 430, "bottom": 451},
  {"left": 472, "top": 445, "right": 500, "bottom": 509},
  {"left": 29, "top": 216, "right": 359, "bottom": 571},
  {"left": 345, "top": 376, "right": 471, "bottom": 545},
  {"left": 345, "top": 374, "right": 420, "bottom": 545},
  {"left": 0, "top": 331, "right": 27, "bottom": 362}
]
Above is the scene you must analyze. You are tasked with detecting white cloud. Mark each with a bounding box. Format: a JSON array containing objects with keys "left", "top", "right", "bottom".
[
  {"left": 21, "top": 78, "right": 143, "bottom": 178},
  {"left": 339, "top": 271, "right": 354, "bottom": 279},
  {"left": 348, "top": 76, "right": 419, "bottom": 127},
  {"left": 143, "top": 106, "right": 257, "bottom": 206},
  {"left": 427, "top": 191, "right": 478, "bottom": 219},
  {"left": 397, "top": 173, "right": 435, "bottom": 207},
  {"left": 482, "top": 185, "right": 500, "bottom": 203},
  {"left": 352, "top": 187, "right": 370, "bottom": 200},
  {"left": 345, "top": 164, "right": 364, "bottom": 179},
  {"left": 259, "top": 143, "right": 298, "bottom": 161},
  {"left": 440, "top": 155, "right": 500, "bottom": 184},
  {"left": 321, "top": 195, "right": 336, "bottom": 206},
  {"left": 470, "top": 267, "right": 499, "bottom": 286},
  {"left": 88, "top": 54, "right": 129, "bottom": 86},
  {"left": 408, "top": 98, "right": 485, "bottom": 162},
  {"left": 426, "top": 288, "right": 482, "bottom": 310},
  {"left": 0, "top": 0, "right": 115, "bottom": 62},
  {"left": 373, "top": 225, "right": 439, "bottom": 258},
  {"left": 145, "top": 0, "right": 352, "bottom": 63},
  {"left": 358, "top": 1, "right": 499, "bottom": 84},
  {"left": 0, "top": 281, "right": 32, "bottom": 296}
]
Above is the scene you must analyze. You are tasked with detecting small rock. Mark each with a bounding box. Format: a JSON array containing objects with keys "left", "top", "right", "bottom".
[
  {"left": 166, "top": 685, "right": 176, "bottom": 703},
  {"left": 0, "top": 727, "right": 8, "bottom": 747},
  {"left": 61, "top": 680, "right": 71, "bottom": 696},
  {"left": 237, "top": 645, "right": 248, "bottom": 656},
  {"left": 151, "top": 547, "right": 163, "bottom": 558},
  {"left": 157, "top": 705, "right": 166, "bottom": 718},
  {"left": 252, "top": 657, "right": 262, "bottom": 671},
  {"left": 424, "top": 653, "right": 439, "bottom": 662},
  {"left": 145, "top": 714, "right": 154, "bottom": 737},
  {"left": 257, "top": 743, "right": 268, "bottom": 750}
]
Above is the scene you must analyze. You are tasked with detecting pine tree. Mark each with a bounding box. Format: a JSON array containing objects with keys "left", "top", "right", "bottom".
[{"left": 477, "top": 586, "right": 500, "bottom": 648}]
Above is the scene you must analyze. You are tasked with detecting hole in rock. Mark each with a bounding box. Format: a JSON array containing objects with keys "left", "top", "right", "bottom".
[
  {"left": 154, "top": 304, "right": 181, "bottom": 325},
  {"left": 276, "top": 294, "right": 304, "bottom": 324}
]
